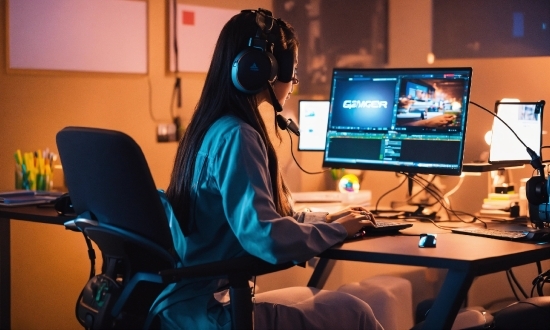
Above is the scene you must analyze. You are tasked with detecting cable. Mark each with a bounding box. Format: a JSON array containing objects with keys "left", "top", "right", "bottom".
[
  {"left": 532, "top": 269, "right": 550, "bottom": 297},
  {"left": 170, "top": 77, "right": 182, "bottom": 120},
  {"left": 171, "top": 0, "right": 182, "bottom": 121},
  {"left": 470, "top": 100, "right": 544, "bottom": 176},
  {"left": 172, "top": 0, "right": 178, "bottom": 73},
  {"left": 147, "top": 0, "right": 182, "bottom": 124},
  {"left": 370, "top": 172, "right": 484, "bottom": 228},
  {"left": 374, "top": 175, "right": 408, "bottom": 213},
  {"left": 541, "top": 145, "right": 550, "bottom": 164},
  {"left": 406, "top": 173, "right": 486, "bottom": 227},
  {"left": 470, "top": 101, "right": 528, "bottom": 150},
  {"left": 507, "top": 268, "right": 529, "bottom": 300},
  {"left": 442, "top": 175, "right": 465, "bottom": 220},
  {"left": 285, "top": 129, "right": 329, "bottom": 175},
  {"left": 443, "top": 175, "right": 465, "bottom": 207}
]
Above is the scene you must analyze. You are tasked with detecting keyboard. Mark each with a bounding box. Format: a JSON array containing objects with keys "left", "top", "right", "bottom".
[
  {"left": 353, "top": 221, "right": 413, "bottom": 239},
  {"left": 451, "top": 227, "right": 550, "bottom": 242}
]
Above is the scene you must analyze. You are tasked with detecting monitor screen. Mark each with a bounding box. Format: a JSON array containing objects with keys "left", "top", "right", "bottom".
[
  {"left": 322, "top": 67, "right": 472, "bottom": 176},
  {"left": 489, "top": 100, "right": 545, "bottom": 164},
  {"left": 298, "top": 100, "right": 330, "bottom": 151}
]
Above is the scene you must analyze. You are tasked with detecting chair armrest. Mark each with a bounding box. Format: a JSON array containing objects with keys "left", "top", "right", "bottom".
[
  {"left": 158, "top": 255, "right": 295, "bottom": 283},
  {"left": 111, "top": 272, "right": 164, "bottom": 317}
]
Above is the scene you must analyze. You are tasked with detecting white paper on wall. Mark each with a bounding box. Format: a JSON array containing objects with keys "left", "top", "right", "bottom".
[
  {"left": 169, "top": 4, "right": 238, "bottom": 73},
  {"left": 9, "top": 0, "right": 147, "bottom": 74}
]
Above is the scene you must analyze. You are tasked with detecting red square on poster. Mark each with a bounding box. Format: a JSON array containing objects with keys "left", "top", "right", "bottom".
[{"left": 182, "top": 11, "right": 195, "bottom": 25}]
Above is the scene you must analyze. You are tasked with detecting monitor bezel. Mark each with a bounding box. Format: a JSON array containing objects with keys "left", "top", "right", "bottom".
[{"left": 322, "top": 67, "right": 473, "bottom": 176}]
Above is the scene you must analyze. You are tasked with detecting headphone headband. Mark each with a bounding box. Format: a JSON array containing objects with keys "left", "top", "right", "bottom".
[{"left": 231, "top": 8, "right": 294, "bottom": 94}]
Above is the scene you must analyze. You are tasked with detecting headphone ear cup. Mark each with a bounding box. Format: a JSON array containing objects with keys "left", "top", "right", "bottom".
[
  {"left": 526, "top": 175, "right": 548, "bottom": 205},
  {"left": 231, "top": 48, "right": 277, "bottom": 94}
]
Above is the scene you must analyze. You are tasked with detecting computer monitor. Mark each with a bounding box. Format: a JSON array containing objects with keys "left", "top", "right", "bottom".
[
  {"left": 298, "top": 100, "right": 330, "bottom": 151},
  {"left": 489, "top": 100, "right": 545, "bottom": 165},
  {"left": 322, "top": 67, "right": 473, "bottom": 176}
]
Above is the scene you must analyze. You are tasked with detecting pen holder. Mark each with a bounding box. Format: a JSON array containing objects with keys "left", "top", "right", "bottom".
[{"left": 14, "top": 149, "right": 55, "bottom": 191}]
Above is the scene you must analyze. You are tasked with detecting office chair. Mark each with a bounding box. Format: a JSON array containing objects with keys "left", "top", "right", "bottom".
[{"left": 56, "top": 126, "right": 294, "bottom": 329}]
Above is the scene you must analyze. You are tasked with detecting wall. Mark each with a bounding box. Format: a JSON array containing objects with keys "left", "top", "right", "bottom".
[
  {"left": 2, "top": 0, "right": 550, "bottom": 328},
  {"left": 1, "top": 1, "right": 269, "bottom": 329}
]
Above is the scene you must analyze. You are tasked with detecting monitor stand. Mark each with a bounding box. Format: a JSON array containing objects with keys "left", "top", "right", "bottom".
[
  {"left": 405, "top": 203, "right": 438, "bottom": 220},
  {"left": 405, "top": 174, "right": 438, "bottom": 220},
  {"left": 379, "top": 173, "right": 440, "bottom": 220}
]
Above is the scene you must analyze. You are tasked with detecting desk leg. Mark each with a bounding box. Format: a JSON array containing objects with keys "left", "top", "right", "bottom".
[
  {"left": 0, "top": 217, "right": 10, "bottom": 330},
  {"left": 307, "top": 258, "right": 336, "bottom": 288},
  {"left": 421, "top": 269, "right": 473, "bottom": 330}
]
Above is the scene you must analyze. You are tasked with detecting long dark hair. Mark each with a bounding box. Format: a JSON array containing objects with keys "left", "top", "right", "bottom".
[{"left": 166, "top": 10, "right": 298, "bottom": 235}]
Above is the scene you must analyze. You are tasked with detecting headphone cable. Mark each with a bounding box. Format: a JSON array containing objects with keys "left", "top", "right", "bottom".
[{"left": 285, "top": 129, "right": 328, "bottom": 175}]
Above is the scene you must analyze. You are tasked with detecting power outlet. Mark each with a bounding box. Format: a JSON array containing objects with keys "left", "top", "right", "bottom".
[{"left": 157, "top": 123, "right": 177, "bottom": 142}]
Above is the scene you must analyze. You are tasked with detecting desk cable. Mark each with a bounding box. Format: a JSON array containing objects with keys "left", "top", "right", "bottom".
[
  {"left": 374, "top": 173, "right": 488, "bottom": 230},
  {"left": 532, "top": 266, "right": 550, "bottom": 297}
]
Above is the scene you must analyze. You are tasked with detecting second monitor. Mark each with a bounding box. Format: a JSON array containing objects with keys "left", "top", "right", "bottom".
[{"left": 298, "top": 100, "right": 330, "bottom": 151}]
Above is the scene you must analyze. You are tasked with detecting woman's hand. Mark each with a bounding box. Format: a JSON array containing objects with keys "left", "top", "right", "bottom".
[{"left": 327, "top": 206, "right": 376, "bottom": 238}]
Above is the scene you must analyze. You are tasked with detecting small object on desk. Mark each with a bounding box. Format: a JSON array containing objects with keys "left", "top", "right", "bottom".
[
  {"left": 54, "top": 193, "right": 75, "bottom": 216},
  {"left": 418, "top": 233, "right": 437, "bottom": 248},
  {"left": 509, "top": 202, "right": 520, "bottom": 217},
  {"left": 0, "top": 190, "right": 59, "bottom": 207},
  {"left": 494, "top": 186, "right": 515, "bottom": 194}
]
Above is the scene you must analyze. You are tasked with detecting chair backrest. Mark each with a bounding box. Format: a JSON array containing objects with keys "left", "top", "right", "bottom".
[
  {"left": 56, "top": 126, "right": 173, "bottom": 250},
  {"left": 57, "top": 126, "right": 179, "bottom": 329}
]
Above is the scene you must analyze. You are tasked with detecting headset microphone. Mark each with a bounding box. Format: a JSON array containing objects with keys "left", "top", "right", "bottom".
[
  {"left": 267, "top": 83, "right": 300, "bottom": 136},
  {"left": 267, "top": 84, "right": 283, "bottom": 112},
  {"left": 276, "top": 114, "right": 300, "bottom": 136}
]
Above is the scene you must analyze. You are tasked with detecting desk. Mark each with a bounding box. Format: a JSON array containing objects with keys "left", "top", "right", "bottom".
[
  {"left": 307, "top": 228, "right": 550, "bottom": 330},
  {"left": 0, "top": 206, "right": 71, "bottom": 329},
  {"left": 3, "top": 206, "right": 550, "bottom": 330}
]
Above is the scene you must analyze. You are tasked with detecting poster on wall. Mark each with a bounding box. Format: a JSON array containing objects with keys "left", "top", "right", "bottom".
[
  {"left": 169, "top": 4, "right": 238, "bottom": 72},
  {"left": 274, "top": 0, "right": 388, "bottom": 96},
  {"left": 433, "top": 0, "right": 550, "bottom": 59}
]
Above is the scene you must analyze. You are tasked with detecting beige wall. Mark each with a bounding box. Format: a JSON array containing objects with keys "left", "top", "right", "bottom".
[
  {"left": 3, "top": 0, "right": 550, "bottom": 328},
  {"left": 2, "top": 1, "right": 269, "bottom": 329}
]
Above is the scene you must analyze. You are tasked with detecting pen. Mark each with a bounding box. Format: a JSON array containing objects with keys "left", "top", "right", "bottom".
[{"left": 14, "top": 149, "right": 22, "bottom": 165}]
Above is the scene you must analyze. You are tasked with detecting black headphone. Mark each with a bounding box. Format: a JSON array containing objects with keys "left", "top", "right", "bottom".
[{"left": 231, "top": 9, "right": 295, "bottom": 95}]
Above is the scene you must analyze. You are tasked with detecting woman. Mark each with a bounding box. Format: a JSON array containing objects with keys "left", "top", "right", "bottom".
[{"left": 153, "top": 9, "right": 382, "bottom": 329}]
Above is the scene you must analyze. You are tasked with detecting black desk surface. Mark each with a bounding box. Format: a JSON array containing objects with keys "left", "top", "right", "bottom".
[
  {"left": 310, "top": 221, "right": 550, "bottom": 330},
  {"left": 320, "top": 230, "right": 550, "bottom": 275},
  {"left": 0, "top": 204, "right": 72, "bottom": 224}
]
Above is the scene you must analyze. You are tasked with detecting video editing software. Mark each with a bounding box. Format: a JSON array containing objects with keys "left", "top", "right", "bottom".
[{"left": 323, "top": 67, "right": 472, "bottom": 175}]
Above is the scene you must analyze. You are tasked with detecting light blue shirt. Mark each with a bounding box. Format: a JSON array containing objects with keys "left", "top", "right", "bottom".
[{"left": 151, "top": 115, "right": 347, "bottom": 329}]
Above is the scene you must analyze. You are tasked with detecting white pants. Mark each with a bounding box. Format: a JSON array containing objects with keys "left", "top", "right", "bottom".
[{"left": 254, "top": 287, "right": 384, "bottom": 330}]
